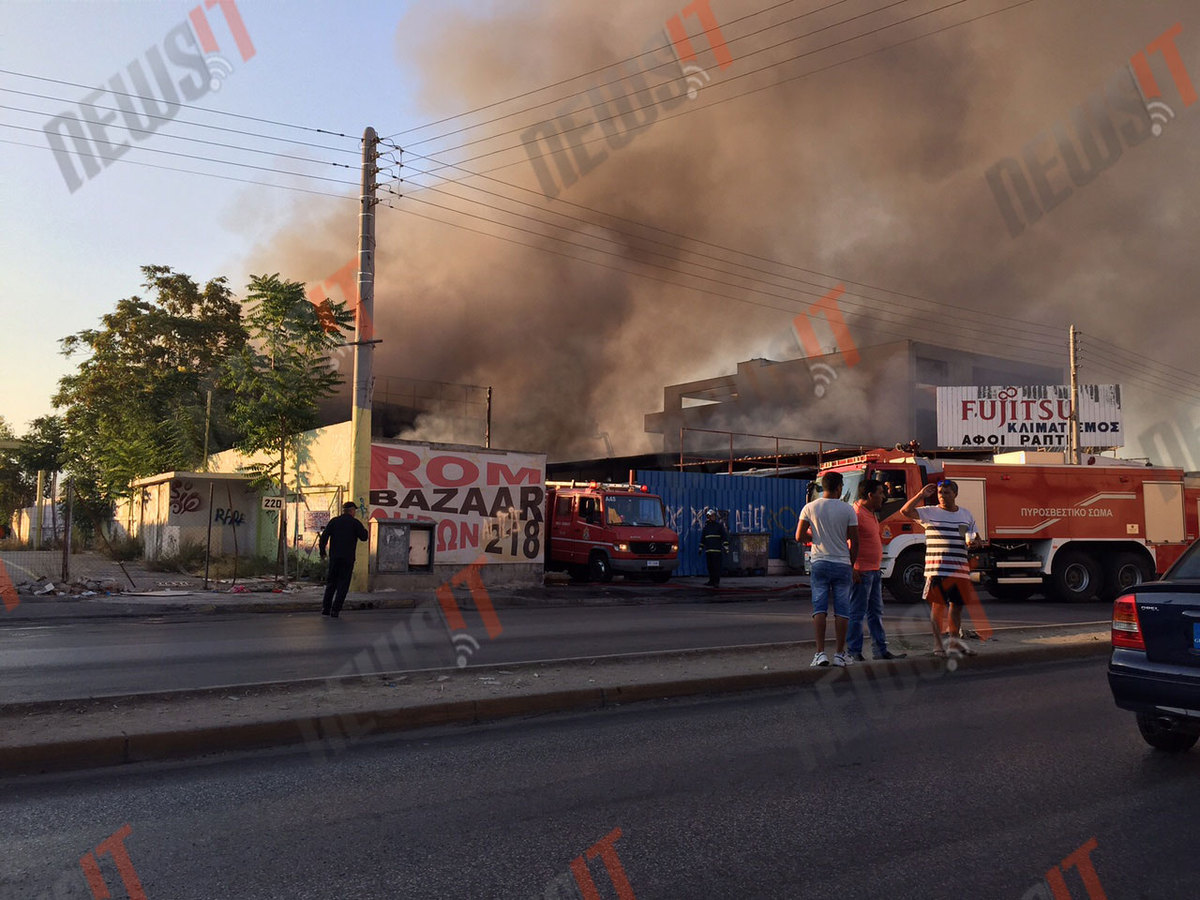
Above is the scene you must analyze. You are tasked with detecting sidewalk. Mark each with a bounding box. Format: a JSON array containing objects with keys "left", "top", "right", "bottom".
[
  {"left": 0, "top": 574, "right": 808, "bottom": 622},
  {"left": 0, "top": 623, "right": 1112, "bottom": 777}
]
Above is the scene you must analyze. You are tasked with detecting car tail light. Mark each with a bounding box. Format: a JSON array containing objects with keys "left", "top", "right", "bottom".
[{"left": 1111, "top": 593, "right": 1146, "bottom": 650}]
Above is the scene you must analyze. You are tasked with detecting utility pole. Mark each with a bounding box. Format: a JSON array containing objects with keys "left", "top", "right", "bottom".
[
  {"left": 1069, "top": 324, "right": 1080, "bottom": 464},
  {"left": 348, "top": 127, "right": 379, "bottom": 592},
  {"left": 485, "top": 386, "right": 492, "bottom": 449},
  {"left": 202, "top": 389, "right": 212, "bottom": 472}
]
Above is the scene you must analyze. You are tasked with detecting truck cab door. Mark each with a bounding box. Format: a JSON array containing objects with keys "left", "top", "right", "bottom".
[
  {"left": 575, "top": 495, "right": 599, "bottom": 563},
  {"left": 552, "top": 493, "right": 573, "bottom": 560}
]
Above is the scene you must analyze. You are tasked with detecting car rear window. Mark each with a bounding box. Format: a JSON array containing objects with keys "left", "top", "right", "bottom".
[{"left": 1166, "top": 542, "right": 1200, "bottom": 580}]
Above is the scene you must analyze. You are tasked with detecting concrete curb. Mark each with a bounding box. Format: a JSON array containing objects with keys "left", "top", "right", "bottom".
[{"left": 0, "top": 635, "right": 1112, "bottom": 777}]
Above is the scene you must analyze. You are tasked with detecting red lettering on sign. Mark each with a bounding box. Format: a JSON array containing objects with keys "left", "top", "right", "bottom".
[
  {"left": 486, "top": 462, "right": 541, "bottom": 485},
  {"left": 377, "top": 447, "right": 422, "bottom": 489},
  {"left": 428, "top": 455, "right": 480, "bottom": 488}
]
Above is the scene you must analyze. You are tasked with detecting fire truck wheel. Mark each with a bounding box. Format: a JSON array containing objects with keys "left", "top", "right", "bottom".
[
  {"left": 887, "top": 548, "right": 926, "bottom": 605},
  {"left": 1103, "top": 552, "right": 1154, "bottom": 600},
  {"left": 588, "top": 552, "right": 613, "bottom": 583},
  {"left": 1050, "top": 550, "right": 1101, "bottom": 602}
]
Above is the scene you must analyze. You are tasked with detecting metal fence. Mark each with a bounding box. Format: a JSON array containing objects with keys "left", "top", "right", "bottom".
[{"left": 636, "top": 470, "right": 810, "bottom": 576}]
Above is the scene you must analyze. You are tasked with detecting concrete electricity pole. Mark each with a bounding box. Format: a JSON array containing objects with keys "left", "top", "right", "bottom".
[
  {"left": 348, "top": 127, "right": 379, "bottom": 592},
  {"left": 1069, "top": 324, "right": 1080, "bottom": 464}
]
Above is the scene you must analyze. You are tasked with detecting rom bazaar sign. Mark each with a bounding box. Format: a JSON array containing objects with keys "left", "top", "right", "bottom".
[
  {"left": 368, "top": 443, "right": 546, "bottom": 566},
  {"left": 937, "top": 385, "right": 1124, "bottom": 449}
]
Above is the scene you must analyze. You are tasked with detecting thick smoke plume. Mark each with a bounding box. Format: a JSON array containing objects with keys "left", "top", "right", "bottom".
[{"left": 250, "top": 0, "right": 1200, "bottom": 465}]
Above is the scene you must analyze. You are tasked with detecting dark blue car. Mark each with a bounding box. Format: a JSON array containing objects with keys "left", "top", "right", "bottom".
[{"left": 1108, "top": 540, "right": 1200, "bottom": 752}]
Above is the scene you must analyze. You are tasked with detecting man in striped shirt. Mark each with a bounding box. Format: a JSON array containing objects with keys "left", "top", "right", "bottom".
[{"left": 900, "top": 479, "right": 979, "bottom": 658}]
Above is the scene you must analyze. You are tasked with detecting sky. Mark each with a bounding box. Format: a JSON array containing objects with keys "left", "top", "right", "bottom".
[{"left": 2, "top": 0, "right": 1199, "bottom": 466}]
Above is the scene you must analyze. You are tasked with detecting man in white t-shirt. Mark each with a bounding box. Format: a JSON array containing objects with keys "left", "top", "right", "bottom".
[
  {"left": 900, "top": 479, "right": 979, "bottom": 658},
  {"left": 796, "top": 471, "right": 859, "bottom": 668}
]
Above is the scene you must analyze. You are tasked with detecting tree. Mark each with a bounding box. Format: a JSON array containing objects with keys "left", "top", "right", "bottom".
[
  {"left": 17, "top": 415, "right": 66, "bottom": 540},
  {"left": 221, "top": 273, "right": 352, "bottom": 572},
  {"left": 54, "top": 266, "right": 247, "bottom": 501},
  {"left": 0, "top": 416, "right": 26, "bottom": 539}
]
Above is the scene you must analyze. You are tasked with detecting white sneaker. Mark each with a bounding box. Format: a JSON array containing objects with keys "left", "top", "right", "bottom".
[
  {"left": 833, "top": 652, "right": 851, "bottom": 667},
  {"left": 948, "top": 637, "right": 976, "bottom": 657},
  {"left": 811, "top": 651, "right": 829, "bottom": 667}
]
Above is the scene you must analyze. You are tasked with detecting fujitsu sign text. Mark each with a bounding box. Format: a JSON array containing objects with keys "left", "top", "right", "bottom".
[{"left": 937, "top": 385, "right": 1123, "bottom": 450}]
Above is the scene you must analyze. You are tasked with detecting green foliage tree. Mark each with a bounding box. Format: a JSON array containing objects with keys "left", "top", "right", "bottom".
[
  {"left": 0, "top": 416, "right": 25, "bottom": 538},
  {"left": 53, "top": 266, "right": 247, "bottom": 502},
  {"left": 221, "top": 273, "right": 352, "bottom": 569},
  {"left": 17, "top": 415, "right": 67, "bottom": 540}
]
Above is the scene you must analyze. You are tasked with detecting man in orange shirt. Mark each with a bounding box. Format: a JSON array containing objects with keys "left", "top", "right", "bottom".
[{"left": 847, "top": 479, "right": 906, "bottom": 661}]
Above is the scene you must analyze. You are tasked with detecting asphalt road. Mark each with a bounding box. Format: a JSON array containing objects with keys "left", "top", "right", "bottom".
[
  {"left": 0, "top": 598, "right": 1110, "bottom": 703},
  {"left": 2, "top": 657, "right": 1195, "bottom": 899}
]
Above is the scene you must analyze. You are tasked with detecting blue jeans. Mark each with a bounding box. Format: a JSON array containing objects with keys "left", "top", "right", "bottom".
[
  {"left": 847, "top": 569, "right": 889, "bottom": 656},
  {"left": 809, "top": 560, "right": 852, "bottom": 618}
]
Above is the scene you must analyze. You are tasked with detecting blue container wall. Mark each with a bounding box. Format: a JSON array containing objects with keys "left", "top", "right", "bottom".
[{"left": 636, "top": 470, "right": 810, "bottom": 576}]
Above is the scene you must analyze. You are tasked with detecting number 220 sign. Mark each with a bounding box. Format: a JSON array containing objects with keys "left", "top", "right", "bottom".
[{"left": 262, "top": 496, "right": 284, "bottom": 510}]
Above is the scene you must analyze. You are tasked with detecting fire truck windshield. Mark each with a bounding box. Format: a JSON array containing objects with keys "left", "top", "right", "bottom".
[
  {"left": 604, "top": 495, "right": 666, "bottom": 527},
  {"left": 810, "top": 467, "right": 867, "bottom": 505}
]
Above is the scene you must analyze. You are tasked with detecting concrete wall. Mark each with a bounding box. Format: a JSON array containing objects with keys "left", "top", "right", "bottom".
[
  {"left": 207, "top": 426, "right": 548, "bottom": 589},
  {"left": 116, "top": 476, "right": 260, "bottom": 560}
]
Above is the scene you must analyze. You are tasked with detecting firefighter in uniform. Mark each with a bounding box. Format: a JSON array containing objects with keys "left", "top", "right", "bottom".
[{"left": 700, "top": 509, "right": 730, "bottom": 587}]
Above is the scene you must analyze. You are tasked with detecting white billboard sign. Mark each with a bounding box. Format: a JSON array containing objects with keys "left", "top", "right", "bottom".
[
  {"left": 367, "top": 442, "right": 546, "bottom": 566},
  {"left": 937, "top": 385, "right": 1123, "bottom": 450}
]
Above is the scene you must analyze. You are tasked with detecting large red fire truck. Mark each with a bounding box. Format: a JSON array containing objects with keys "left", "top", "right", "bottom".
[
  {"left": 545, "top": 482, "right": 679, "bottom": 583},
  {"left": 816, "top": 448, "right": 1200, "bottom": 603}
]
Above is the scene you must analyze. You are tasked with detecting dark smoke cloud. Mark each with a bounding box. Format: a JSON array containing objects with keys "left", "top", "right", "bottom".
[{"left": 249, "top": 0, "right": 1200, "bottom": 464}]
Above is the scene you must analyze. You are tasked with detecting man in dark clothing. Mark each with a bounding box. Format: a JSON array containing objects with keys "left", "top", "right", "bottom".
[
  {"left": 700, "top": 509, "right": 729, "bottom": 587},
  {"left": 319, "top": 501, "right": 369, "bottom": 617}
]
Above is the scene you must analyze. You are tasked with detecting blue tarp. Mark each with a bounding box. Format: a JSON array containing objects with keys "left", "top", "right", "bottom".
[{"left": 636, "top": 470, "right": 810, "bottom": 576}]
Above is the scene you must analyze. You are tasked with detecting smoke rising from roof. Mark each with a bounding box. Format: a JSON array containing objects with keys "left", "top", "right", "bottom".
[{"left": 249, "top": 0, "right": 1200, "bottom": 465}]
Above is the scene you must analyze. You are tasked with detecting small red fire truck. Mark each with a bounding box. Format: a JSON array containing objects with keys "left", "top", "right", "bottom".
[
  {"left": 816, "top": 448, "right": 1199, "bottom": 603},
  {"left": 545, "top": 482, "right": 679, "bottom": 582}
]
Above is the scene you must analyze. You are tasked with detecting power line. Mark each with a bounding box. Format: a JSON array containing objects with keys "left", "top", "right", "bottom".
[
  {"left": 0, "top": 85, "right": 359, "bottom": 156},
  {"left": 383, "top": 0, "right": 816, "bottom": 141},
  {"left": 398, "top": 162, "right": 1067, "bottom": 355},
  {"left": 0, "top": 121, "right": 359, "bottom": 187},
  {"left": 1080, "top": 333, "right": 1200, "bottom": 384},
  {"left": 0, "top": 101, "right": 356, "bottom": 173},
  {"left": 413, "top": 0, "right": 987, "bottom": 168},
  {"left": 402, "top": 0, "right": 891, "bottom": 151},
  {"left": 0, "top": 136, "right": 356, "bottom": 201},
  {"left": 384, "top": 193, "right": 1063, "bottom": 374},
  {"left": 387, "top": 185, "right": 1064, "bottom": 365},
  {"left": 0, "top": 68, "right": 353, "bottom": 139},
  {"left": 399, "top": 149, "right": 1067, "bottom": 351},
  {"left": 1076, "top": 351, "right": 1200, "bottom": 406}
]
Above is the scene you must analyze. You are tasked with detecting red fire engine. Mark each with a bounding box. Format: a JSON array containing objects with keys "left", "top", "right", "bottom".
[
  {"left": 816, "top": 448, "right": 1199, "bottom": 603},
  {"left": 545, "top": 482, "right": 679, "bottom": 583}
]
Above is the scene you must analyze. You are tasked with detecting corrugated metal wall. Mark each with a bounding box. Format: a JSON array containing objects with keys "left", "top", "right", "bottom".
[{"left": 636, "top": 470, "right": 810, "bottom": 576}]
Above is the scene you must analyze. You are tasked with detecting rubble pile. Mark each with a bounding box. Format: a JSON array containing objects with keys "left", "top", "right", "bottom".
[{"left": 14, "top": 576, "right": 123, "bottom": 597}]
